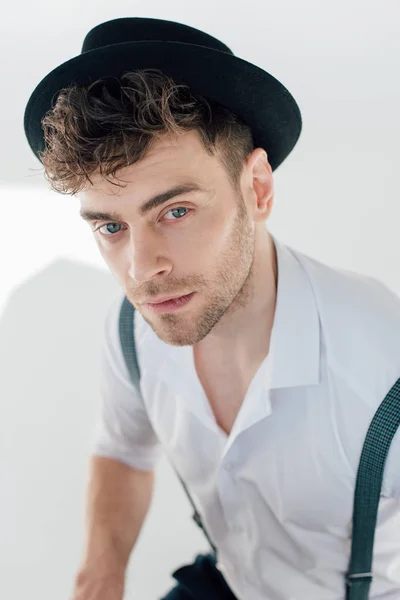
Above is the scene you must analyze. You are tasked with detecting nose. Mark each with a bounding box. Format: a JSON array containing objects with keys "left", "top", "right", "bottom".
[{"left": 127, "top": 230, "right": 172, "bottom": 282}]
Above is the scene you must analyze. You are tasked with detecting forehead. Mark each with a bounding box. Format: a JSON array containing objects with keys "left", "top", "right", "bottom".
[{"left": 81, "top": 129, "right": 221, "bottom": 200}]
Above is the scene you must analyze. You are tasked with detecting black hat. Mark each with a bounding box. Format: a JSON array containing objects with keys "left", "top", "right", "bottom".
[{"left": 23, "top": 16, "right": 302, "bottom": 171}]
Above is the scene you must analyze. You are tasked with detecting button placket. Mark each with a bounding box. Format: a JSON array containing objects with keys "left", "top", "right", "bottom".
[{"left": 218, "top": 453, "right": 249, "bottom": 541}]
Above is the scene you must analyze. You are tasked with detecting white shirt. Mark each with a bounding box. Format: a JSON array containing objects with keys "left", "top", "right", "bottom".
[{"left": 91, "top": 234, "right": 400, "bottom": 600}]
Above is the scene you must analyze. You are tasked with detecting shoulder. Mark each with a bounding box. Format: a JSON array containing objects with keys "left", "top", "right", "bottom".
[
  {"left": 291, "top": 248, "right": 400, "bottom": 499},
  {"left": 102, "top": 291, "right": 162, "bottom": 380},
  {"left": 293, "top": 247, "right": 400, "bottom": 404},
  {"left": 101, "top": 291, "right": 133, "bottom": 386}
]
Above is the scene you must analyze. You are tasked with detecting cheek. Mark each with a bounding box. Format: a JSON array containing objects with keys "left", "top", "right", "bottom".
[
  {"left": 96, "top": 242, "right": 110, "bottom": 263},
  {"left": 204, "top": 220, "right": 236, "bottom": 254},
  {"left": 190, "top": 211, "right": 233, "bottom": 251},
  {"left": 178, "top": 232, "right": 219, "bottom": 265}
]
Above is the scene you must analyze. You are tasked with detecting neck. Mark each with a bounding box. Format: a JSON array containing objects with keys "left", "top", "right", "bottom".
[{"left": 193, "top": 228, "right": 278, "bottom": 373}]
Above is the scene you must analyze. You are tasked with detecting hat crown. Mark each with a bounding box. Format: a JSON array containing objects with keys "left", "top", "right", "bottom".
[
  {"left": 81, "top": 17, "right": 234, "bottom": 56},
  {"left": 24, "top": 16, "right": 302, "bottom": 172}
]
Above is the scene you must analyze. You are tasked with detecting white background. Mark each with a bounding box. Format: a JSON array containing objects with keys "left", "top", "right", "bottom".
[{"left": 0, "top": 1, "right": 399, "bottom": 598}]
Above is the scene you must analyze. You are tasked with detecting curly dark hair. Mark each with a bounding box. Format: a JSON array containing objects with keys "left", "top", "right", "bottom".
[{"left": 38, "top": 68, "right": 255, "bottom": 196}]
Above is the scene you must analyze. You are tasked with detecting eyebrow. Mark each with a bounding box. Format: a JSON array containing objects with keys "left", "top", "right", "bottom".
[{"left": 79, "top": 183, "right": 203, "bottom": 223}]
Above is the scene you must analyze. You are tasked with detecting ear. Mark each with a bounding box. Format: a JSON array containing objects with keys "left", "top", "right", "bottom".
[{"left": 246, "top": 148, "right": 274, "bottom": 223}]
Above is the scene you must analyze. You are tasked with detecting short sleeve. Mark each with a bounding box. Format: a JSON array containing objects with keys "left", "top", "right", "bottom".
[{"left": 89, "top": 293, "right": 163, "bottom": 471}]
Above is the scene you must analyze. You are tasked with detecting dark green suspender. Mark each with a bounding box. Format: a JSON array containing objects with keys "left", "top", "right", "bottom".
[
  {"left": 345, "top": 375, "right": 400, "bottom": 599},
  {"left": 118, "top": 295, "right": 400, "bottom": 599}
]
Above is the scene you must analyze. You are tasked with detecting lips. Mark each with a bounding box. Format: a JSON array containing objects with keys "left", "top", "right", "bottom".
[
  {"left": 146, "top": 293, "right": 191, "bottom": 305},
  {"left": 144, "top": 292, "right": 196, "bottom": 313}
]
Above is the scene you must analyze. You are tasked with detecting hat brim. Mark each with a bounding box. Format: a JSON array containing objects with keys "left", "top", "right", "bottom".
[{"left": 24, "top": 40, "right": 302, "bottom": 172}]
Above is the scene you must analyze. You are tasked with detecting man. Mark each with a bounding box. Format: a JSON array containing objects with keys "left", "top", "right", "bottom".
[{"left": 23, "top": 17, "right": 400, "bottom": 600}]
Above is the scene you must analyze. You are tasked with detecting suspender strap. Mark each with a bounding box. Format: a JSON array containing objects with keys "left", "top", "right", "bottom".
[
  {"left": 346, "top": 377, "right": 400, "bottom": 600},
  {"left": 118, "top": 296, "right": 217, "bottom": 556}
]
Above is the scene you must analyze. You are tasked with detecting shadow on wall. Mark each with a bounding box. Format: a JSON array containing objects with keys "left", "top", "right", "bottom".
[{"left": 0, "top": 260, "right": 208, "bottom": 600}]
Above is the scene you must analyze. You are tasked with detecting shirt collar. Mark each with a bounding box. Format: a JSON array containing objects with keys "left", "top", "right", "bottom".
[{"left": 268, "top": 233, "right": 321, "bottom": 389}]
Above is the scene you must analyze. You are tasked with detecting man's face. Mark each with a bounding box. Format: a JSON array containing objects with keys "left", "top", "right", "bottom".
[{"left": 80, "top": 129, "right": 258, "bottom": 346}]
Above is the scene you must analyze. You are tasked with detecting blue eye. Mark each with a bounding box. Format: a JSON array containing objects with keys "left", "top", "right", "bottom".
[
  {"left": 97, "top": 223, "right": 124, "bottom": 236},
  {"left": 163, "top": 207, "right": 190, "bottom": 220}
]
